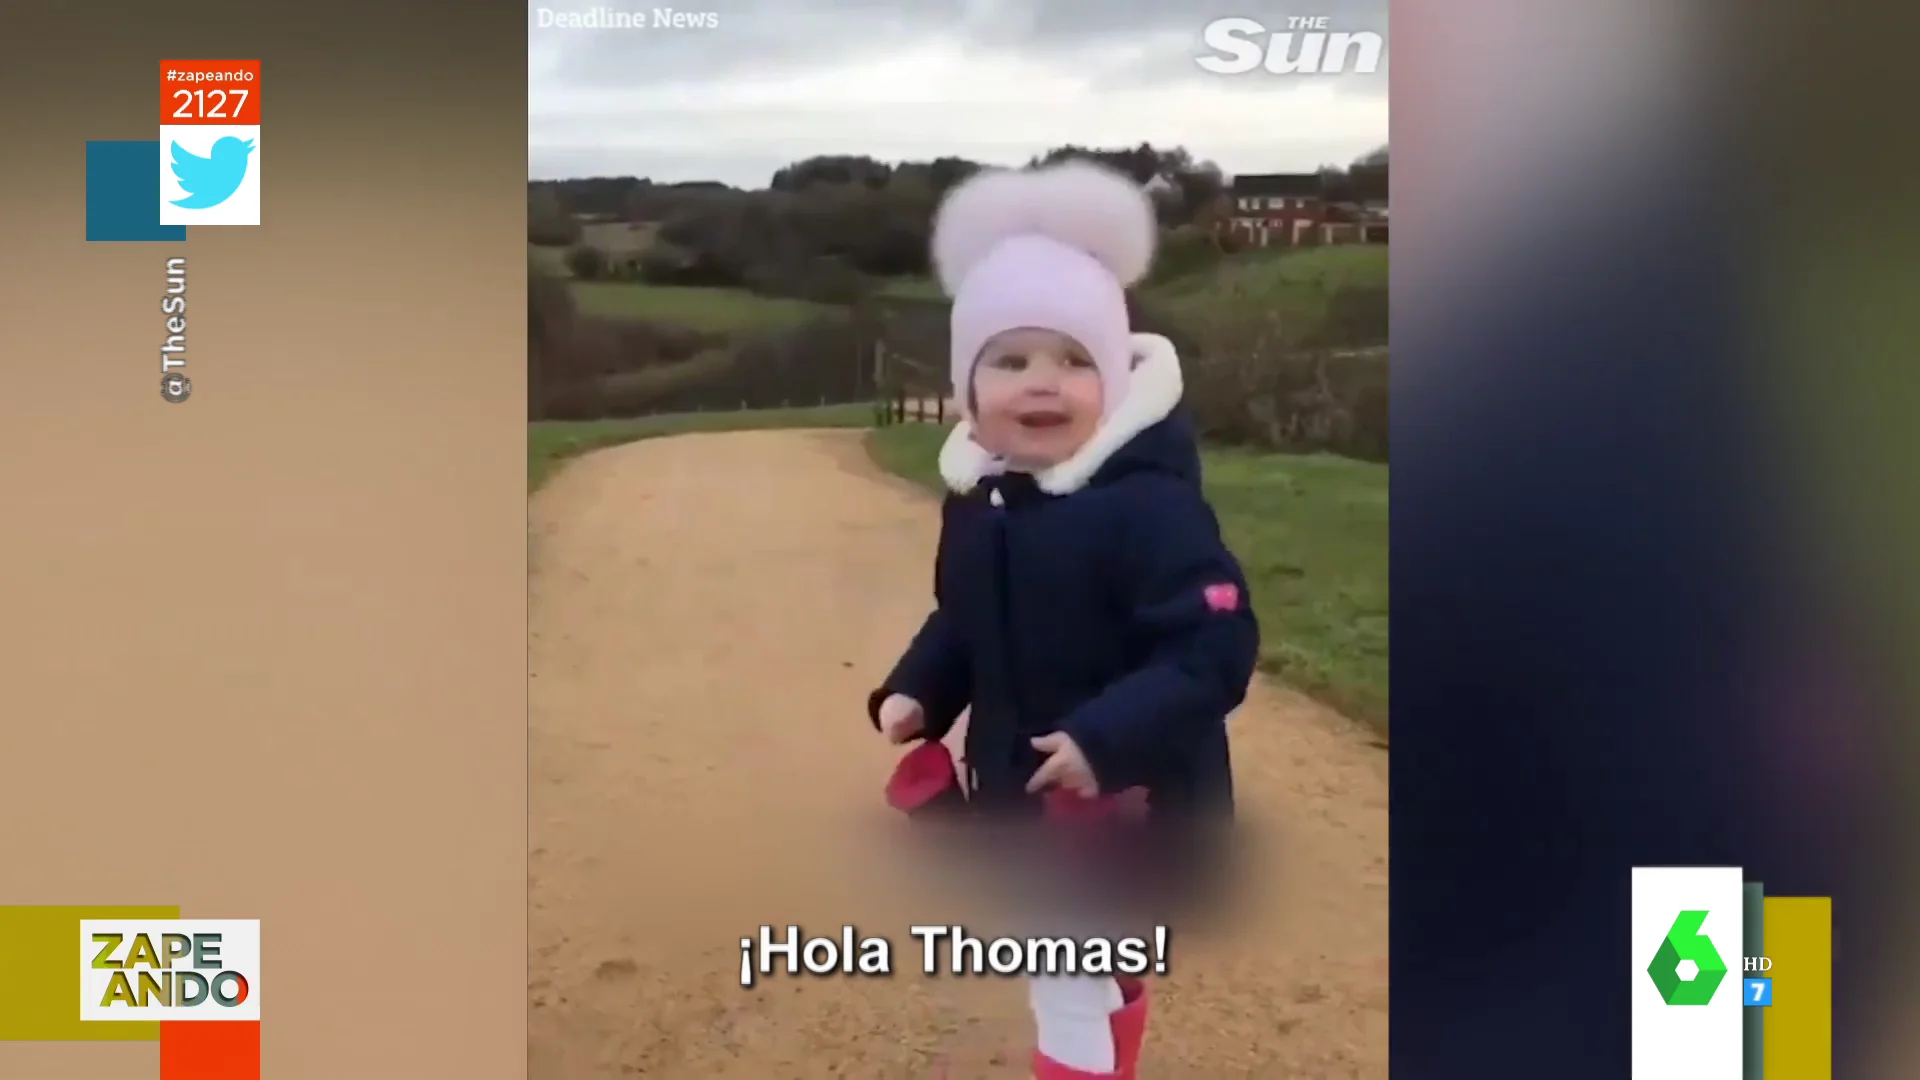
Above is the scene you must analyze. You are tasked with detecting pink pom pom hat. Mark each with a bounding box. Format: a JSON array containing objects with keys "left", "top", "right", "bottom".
[
  {"left": 931, "top": 161, "right": 1160, "bottom": 421},
  {"left": 928, "top": 160, "right": 1185, "bottom": 497}
]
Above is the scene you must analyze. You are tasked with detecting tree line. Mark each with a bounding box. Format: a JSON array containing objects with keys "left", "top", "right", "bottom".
[{"left": 529, "top": 143, "right": 1388, "bottom": 302}]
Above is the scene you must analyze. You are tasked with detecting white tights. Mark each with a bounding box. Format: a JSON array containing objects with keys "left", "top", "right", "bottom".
[{"left": 1028, "top": 973, "right": 1124, "bottom": 1072}]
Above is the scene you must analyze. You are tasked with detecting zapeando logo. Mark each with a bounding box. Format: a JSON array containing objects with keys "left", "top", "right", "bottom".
[
  {"left": 1196, "top": 16, "right": 1384, "bottom": 75},
  {"left": 80, "top": 918, "right": 261, "bottom": 1021},
  {"left": 1646, "top": 910, "right": 1729, "bottom": 1005}
]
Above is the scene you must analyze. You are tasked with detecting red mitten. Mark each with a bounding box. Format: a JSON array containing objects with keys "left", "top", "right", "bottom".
[{"left": 885, "top": 740, "right": 968, "bottom": 816}]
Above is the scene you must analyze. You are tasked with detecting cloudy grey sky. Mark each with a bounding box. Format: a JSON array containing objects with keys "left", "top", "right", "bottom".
[{"left": 528, "top": 0, "right": 1387, "bottom": 187}]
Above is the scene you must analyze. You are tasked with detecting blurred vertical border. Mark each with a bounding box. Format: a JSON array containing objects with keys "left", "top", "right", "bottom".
[{"left": 1387, "top": 0, "right": 1911, "bottom": 1075}]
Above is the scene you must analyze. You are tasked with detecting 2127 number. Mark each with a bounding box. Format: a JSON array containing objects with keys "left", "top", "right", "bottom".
[{"left": 171, "top": 89, "right": 249, "bottom": 120}]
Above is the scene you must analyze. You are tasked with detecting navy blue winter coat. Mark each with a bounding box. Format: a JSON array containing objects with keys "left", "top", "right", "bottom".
[{"left": 869, "top": 335, "right": 1259, "bottom": 826}]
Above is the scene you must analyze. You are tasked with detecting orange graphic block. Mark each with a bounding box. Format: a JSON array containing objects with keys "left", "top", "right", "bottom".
[
  {"left": 159, "top": 1020, "right": 260, "bottom": 1080},
  {"left": 158, "top": 60, "right": 260, "bottom": 124}
]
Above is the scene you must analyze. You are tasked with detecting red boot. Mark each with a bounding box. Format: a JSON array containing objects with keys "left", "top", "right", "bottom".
[
  {"left": 1109, "top": 977, "right": 1150, "bottom": 1079},
  {"left": 1032, "top": 791, "right": 1152, "bottom": 1077},
  {"left": 1029, "top": 978, "right": 1151, "bottom": 1079},
  {"left": 1032, "top": 1053, "right": 1115, "bottom": 1079}
]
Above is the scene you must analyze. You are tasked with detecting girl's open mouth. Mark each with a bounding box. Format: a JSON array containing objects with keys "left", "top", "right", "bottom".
[{"left": 1017, "top": 412, "right": 1070, "bottom": 429}]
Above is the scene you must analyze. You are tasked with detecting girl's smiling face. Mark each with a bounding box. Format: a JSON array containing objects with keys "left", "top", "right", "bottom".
[{"left": 968, "top": 327, "right": 1105, "bottom": 470}]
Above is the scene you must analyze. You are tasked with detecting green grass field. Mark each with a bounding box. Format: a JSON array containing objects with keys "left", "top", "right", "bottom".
[
  {"left": 879, "top": 245, "right": 1388, "bottom": 310},
  {"left": 866, "top": 423, "right": 1389, "bottom": 732},
  {"left": 529, "top": 404, "right": 873, "bottom": 491},
  {"left": 582, "top": 220, "right": 657, "bottom": 250},
  {"left": 1153, "top": 243, "right": 1387, "bottom": 331},
  {"left": 876, "top": 277, "right": 947, "bottom": 301},
  {"left": 539, "top": 235, "right": 1384, "bottom": 341},
  {"left": 567, "top": 282, "right": 833, "bottom": 333},
  {"left": 528, "top": 244, "right": 569, "bottom": 274},
  {"left": 1170, "top": 242, "right": 1387, "bottom": 296},
  {"left": 529, "top": 221, "right": 657, "bottom": 275}
]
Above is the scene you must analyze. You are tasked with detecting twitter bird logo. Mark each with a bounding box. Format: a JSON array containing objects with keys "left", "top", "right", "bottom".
[{"left": 170, "top": 136, "right": 253, "bottom": 209}]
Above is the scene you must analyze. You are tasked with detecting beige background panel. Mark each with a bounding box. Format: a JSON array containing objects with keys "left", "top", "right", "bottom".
[{"left": 0, "top": 3, "right": 527, "bottom": 1078}]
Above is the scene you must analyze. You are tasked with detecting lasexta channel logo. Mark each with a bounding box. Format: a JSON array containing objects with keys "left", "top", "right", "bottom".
[{"left": 1646, "top": 910, "right": 1728, "bottom": 1005}]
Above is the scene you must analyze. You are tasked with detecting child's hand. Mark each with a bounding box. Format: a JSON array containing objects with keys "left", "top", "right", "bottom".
[
  {"left": 877, "top": 694, "right": 926, "bottom": 744},
  {"left": 1026, "top": 732, "right": 1098, "bottom": 797}
]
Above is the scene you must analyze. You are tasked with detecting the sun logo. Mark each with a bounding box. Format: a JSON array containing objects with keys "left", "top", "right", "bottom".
[{"left": 1196, "top": 17, "right": 1385, "bottom": 76}]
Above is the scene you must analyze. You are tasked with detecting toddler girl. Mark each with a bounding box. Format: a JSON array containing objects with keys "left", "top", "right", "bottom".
[{"left": 869, "top": 161, "right": 1260, "bottom": 1079}]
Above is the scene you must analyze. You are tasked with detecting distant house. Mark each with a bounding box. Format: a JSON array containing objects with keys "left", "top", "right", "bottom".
[
  {"left": 1358, "top": 202, "right": 1388, "bottom": 244},
  {"left": 1223, "top": 173, "right": 1324, "bottom": 247},
  {"left": 1222, "top": 172, "right": 1386, "bottom": 247},
  {"left": 1348, "top": 159, "right": 1389, "bottom": 243}
]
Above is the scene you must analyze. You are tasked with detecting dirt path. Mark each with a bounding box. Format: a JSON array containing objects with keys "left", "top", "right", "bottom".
[{"left": 529, "top": 429, "right": 1388, "bottom": 1079}]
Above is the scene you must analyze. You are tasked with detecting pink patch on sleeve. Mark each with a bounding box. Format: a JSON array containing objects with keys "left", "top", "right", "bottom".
[{"left": 1202, "top": 583, "right": 1239, "bottom": 612}]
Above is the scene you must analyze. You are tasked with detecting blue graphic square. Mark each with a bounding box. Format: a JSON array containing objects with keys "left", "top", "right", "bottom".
[
  {"left": 86, "top": 140, "right": 186, "bottom": 242},
  {"left": 1743, "top": 977, "right": 1772, "bottom": 1006}
]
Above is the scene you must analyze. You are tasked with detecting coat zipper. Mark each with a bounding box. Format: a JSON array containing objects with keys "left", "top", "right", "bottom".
[{"left": 987, "top": 488, "right": 1034, "bottom": 746}]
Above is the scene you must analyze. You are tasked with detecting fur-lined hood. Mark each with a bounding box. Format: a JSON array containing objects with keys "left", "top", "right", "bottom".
[{"left": 937, "top": 332, "right": 1188, "bottom": 496}]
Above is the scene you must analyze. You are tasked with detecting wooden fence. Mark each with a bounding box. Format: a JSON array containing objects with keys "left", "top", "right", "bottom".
[
  {"left": 868, "top": 338, "right": 953, "bottom": 428},
  {"left": 873, "top": 392, "right": 950, "bottom": 426}
]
